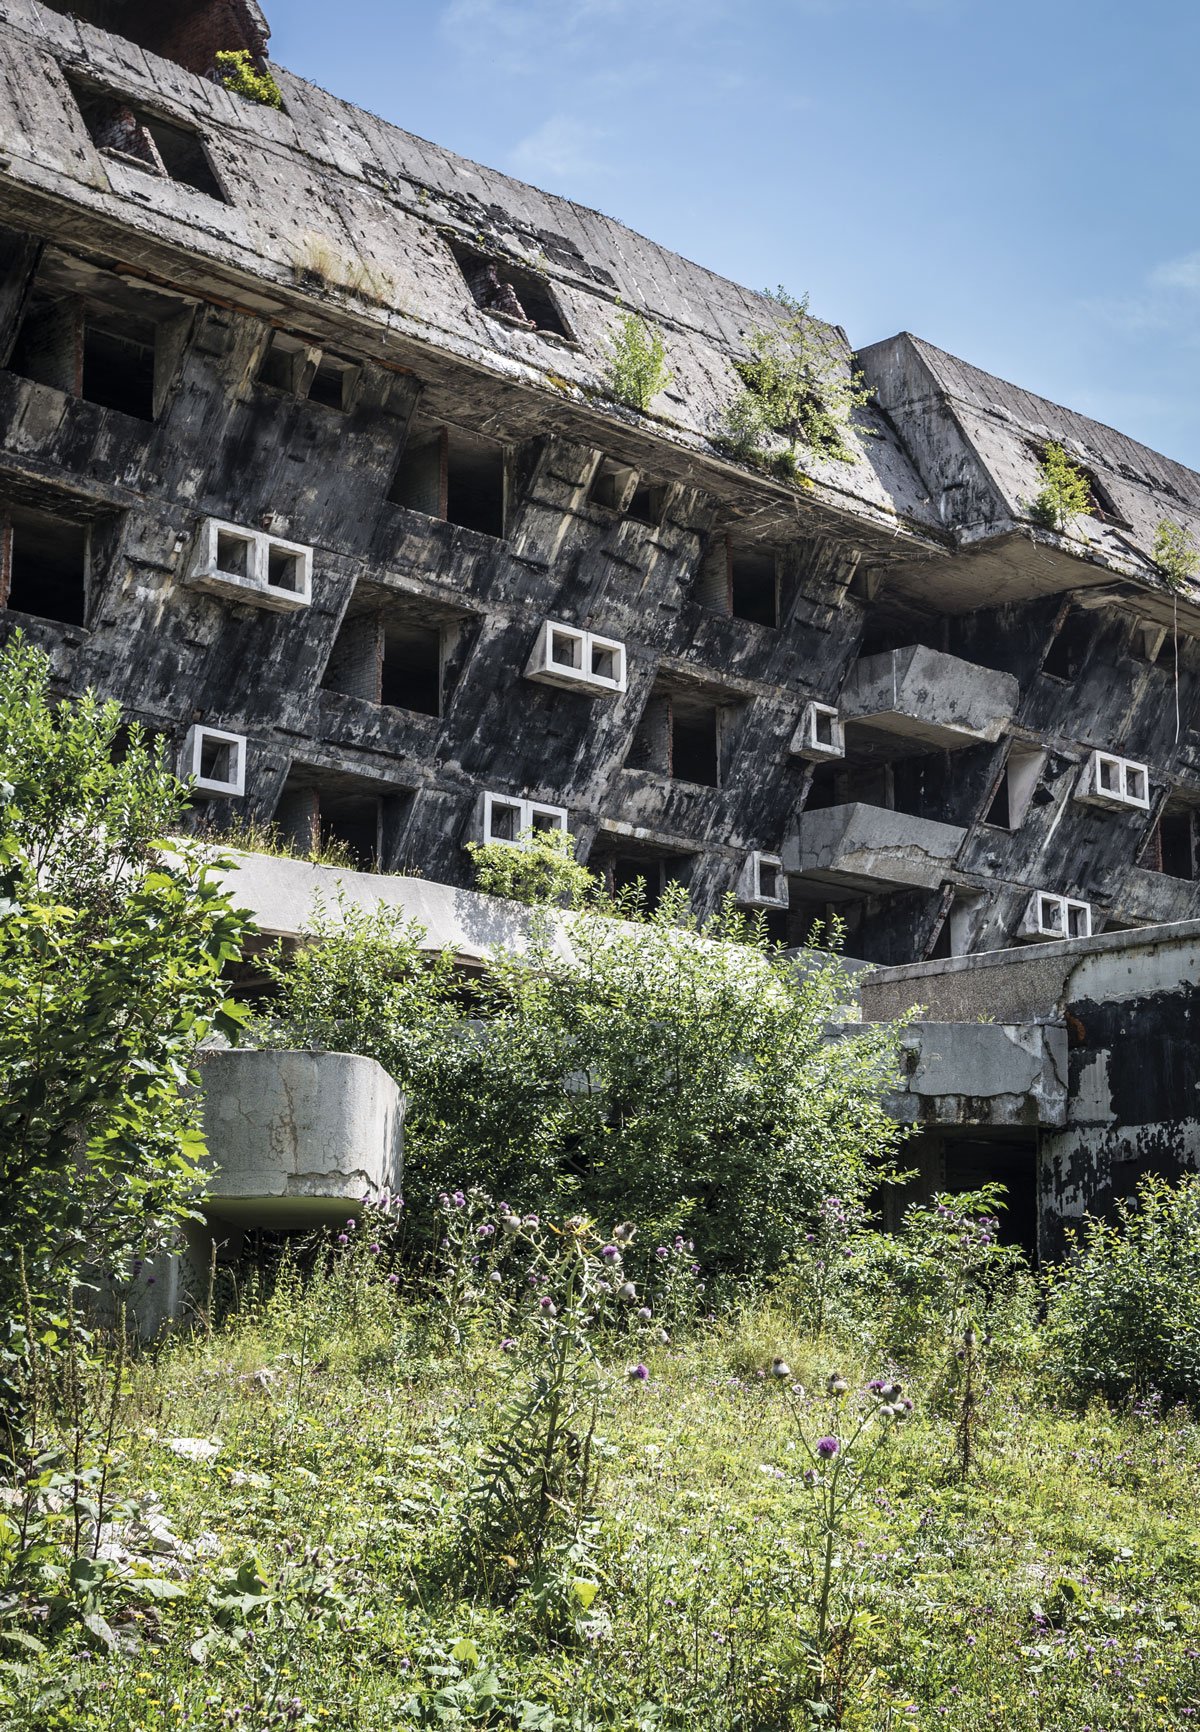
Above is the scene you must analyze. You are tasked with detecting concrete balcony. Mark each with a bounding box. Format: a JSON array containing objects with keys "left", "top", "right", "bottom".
[
  {"left": 198, "top": 1049, "right": 404, "bottom": 1227},
  {"left": 887, "top": 1020, "right": 1068, "bottom": 1129},
  {"left": 783, "top": 802, "right": 966, "bottom": 892},
  {"left": 841, "top": 645, "right": 1018, "bottom": 751}
]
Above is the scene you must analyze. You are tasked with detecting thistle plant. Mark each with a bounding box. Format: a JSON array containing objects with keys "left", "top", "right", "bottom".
[
  {"left": 1029, "top": 441, "right": 1092, "bottom": 531},
  {"left": 602, "top": 309, "right": 673, "bottom": 412},
  {"left": 773, "top": 1370, "right": 913, "bottom": 1717}
]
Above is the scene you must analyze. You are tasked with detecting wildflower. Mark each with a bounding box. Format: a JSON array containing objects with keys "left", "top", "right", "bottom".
[
  {"left": 336, "top": 1234, "right": 349, "bottom": 1246},
  {"left": 627, "top": 1363, "right": 650, "bottom": 1382},
  {"left": 657, "top": 1328, "right": 671, "bottom": 1344},
  {"left": 618, "top": 1281, "right": 637, "bottom": 1303},
  {"left": 690, "top": 1263, "right": 701, "bottom": 1275},
  {"left": 369, "top": 1242, "right": 381, "bottom": 1254},
  {"left": 816, "top": 1436, "right": 841, "bottom": 1459},
  {"left": 673, "top": 1235, "right": 687, "bottom": 1251},
  {"left": 386, "top": 1273, "right": 399, "bottom": 1286},
  {"left": 827, "top": 1373, "right": 849, "bottom": 1396},
  {"left": 655, "top": 1246, "right": 669, "bottom": 1259},
  {"left": 612, "top": 1221, "right": 636, "bottom": 1243},
  {"left": 345, "top": 1218, "right": 356, "bottom": 1230},
  {"left": 488, "top": 1270, "right": 503, "bottom": 1285},
  {"left": 476, "top": 1223, "right": 495, "bottom": 1238},
  {"left": 500, "top": 1213, "right": 522, "bottom": 1235},
  {"left": 538, "top": 1296, "right": 557, "bottom": 1316},
  {"left": 499, "top": 1337, "right": 516, "bottom": 1352},
  {"left": 452, "top": 1191, "right": 466, "bottom": 1207},
  {"left": 596, "top": 1278, "right": 611, "bottom": 1294},
  {"left": 523, "top": 1213, "right": 540, "bottom": 1228},
  {"left": 637, "top": 1306, "right": 653, "bottom": 1320},
  {"left": 771, "top": 1357, "right": 792, "bottom": 1380},
  {"left": 600, "top": 1244, "right": 621, "bottom": 1262}
]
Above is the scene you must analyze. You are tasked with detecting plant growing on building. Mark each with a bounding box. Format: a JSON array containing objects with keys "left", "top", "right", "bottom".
[
  {"left": 1153, "top": 517, "right": 1197, "bottom": 741},
  {"left": 719, "top": 288, "right": 871, "bottom": 472},
  {"left": 466, "top": 826, "right": 601, "bottom": 909},
  {"left": 601, "top": 309, "right": 673, "bottom": 412},
  {"left": 214, "top": 50, "right": 283, "bottom": 110},
  {"left": 0, "top": 637, "right": 251, "bottom": 1442},
  {"left": 1029, "top": 440, "right": 1093, "bottom": 531}
]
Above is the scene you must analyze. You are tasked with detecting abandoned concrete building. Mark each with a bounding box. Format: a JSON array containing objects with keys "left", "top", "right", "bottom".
[{"left": 0, "top": 0, "right": 1197, "bottom": 1270}]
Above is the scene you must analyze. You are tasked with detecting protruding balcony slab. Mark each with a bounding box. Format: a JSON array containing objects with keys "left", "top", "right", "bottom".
[
  {"left": 886, "top": 1020, "right": 1068, "bottom": 1129},
  {"left": 783, "top": 802, "right": 966, "bottom": 892},
  {"left": 841, "top": 645, "right": 1018, "bottom": 750},
  {"left": 198, "top": 1049, "right": 404, "bottom": 1227}
]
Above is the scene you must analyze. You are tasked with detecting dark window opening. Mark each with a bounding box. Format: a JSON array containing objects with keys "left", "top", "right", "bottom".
[
  {"left": 199, "top": 735, "right": 235, "bottom": 783},
  {"left": 672, "top": 711, "right": 719, "bottom": 786},
  {"left": 1142, "top": 809, "right": 1198, "bottom": 881},
  {"left": 308, "top": 355, "right": 355, "bottom": 411},
  {"left": 81, "top": 322, "right": 155, "bottom": 419},
  {"left": 1024, "top": 441, "right": 1129, "bottom": 529},
  {"left": 71, "top": 82, "right": 225, "bottom": 200},
  {"left": 1042, "top": 609, "right": 1092, "bottom": 682},
  {"left": 448, "top": 241, "right": 573, "bottom": 340},
  {"left": 257, "top": 333, "right": 305, "bottom": 394},
  {"left": 389, "top": 424, "right": 506, "bottom": 538},
  {"left": 730, "top": 549, "right": 778, "bottom": 627},
  {"left": 382, "top": 622, "right": 442, "bottom": 716},
  {"left": 274, "top": 774, "right": 410, "bottom": 872},
  {"left": 595, "top": 851, "right": 693, "bottom": 914},
  {"left": 41, "top": 1, "right": 268, "bottom": 80},
  {"left": 0, "top": 506, "right": 89, "bottom": 627},
  {"left": 589, "top": 458, "right": 635, "bottom": 513},
  {"left": 804, "top": 762, "right": 840, "bottom": 811},
  {"left": 266, "top": 547, "right": 304, "bottom": 595},
  {"left": 626, "top": 481, "right": 664, "bottom": 526}
]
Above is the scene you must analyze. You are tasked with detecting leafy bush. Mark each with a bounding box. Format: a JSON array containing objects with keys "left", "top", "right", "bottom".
[
  {"left": 1028, "top": 440, "right": 1092, "bottom": 531},
  {"left": 601, "top": 309, "right": 673, "bottom": 412},
  {"left": 214, "top": 50, "right": 283, "bottom": 109},
  {"left": 465, "top": 827, "right": 600, "bottom": 909},
  {"left": 1043, "top": 1174, "right": 1200, "bottom": 1409},
  {"left": 719, "top": 288, "right": 871, "bottom": 470},
  {"left": 1154, "top": 517, "right": 1199, "bottom": 592}
]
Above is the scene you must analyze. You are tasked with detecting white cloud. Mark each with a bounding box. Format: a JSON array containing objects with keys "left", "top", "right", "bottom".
[
  {"left": 508, "top": 114, "right": 610, "bottom": 185},
  {"left": 1149, "top": 251, "right": 1200, "bottom": 292}
]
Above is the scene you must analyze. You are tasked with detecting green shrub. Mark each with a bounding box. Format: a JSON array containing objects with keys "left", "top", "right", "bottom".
[
  {"left": 214, "top": 50, "right": 283, "bottom": 109},
  {"left": 1028, "top": 440, "right": 1092, "bottom": 531},
  {"left": 466, "top": 827, "right": 600, "bottom": 909},
  {"left": 719, "top": 287, "right": 870, "bottom": 470},
  {"left": 1154, "top": 517, "right": 1199, "bottom": 592},
  {"left": 1043, "top": 1174, "right": 1200, "bottom": 1409},
  {"left": 0, "top": 637, "right": 250, "bottom": 1438},
  {"left": 601, "top": 309, "right": 673, "bottom": 412}
]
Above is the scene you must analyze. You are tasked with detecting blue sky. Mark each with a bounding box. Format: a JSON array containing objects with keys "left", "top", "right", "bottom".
[{"left": 270, "top": 1, "right": 1200, "bottom": 467}]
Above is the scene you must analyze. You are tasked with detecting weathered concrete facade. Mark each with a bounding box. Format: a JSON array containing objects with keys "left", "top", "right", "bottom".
[{"left": 2, "top": 0, "right": 1199, "bottom": 1249}]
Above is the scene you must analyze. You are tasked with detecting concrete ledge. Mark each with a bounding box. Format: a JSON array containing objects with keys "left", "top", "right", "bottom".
[
  {"left": 887, "top": 1019, "right": 1068, "bottom": 1129},
  {"left": 842, "top": 645, "right": 1018, "bottom": 748},
  {"left": 784, "top": 803, "right": 967, "bottom": 892},
  {"left": 198, "top": 1048, "right": 403, "bottom": 1226}
]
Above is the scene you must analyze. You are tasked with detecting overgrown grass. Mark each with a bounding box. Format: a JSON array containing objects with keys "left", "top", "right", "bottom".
[{"left": 4, "top": 1229, "right": 1199, "bottom": 1731}]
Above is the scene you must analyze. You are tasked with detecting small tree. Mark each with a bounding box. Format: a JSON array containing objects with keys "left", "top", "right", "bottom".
[
  {"left": 0, "top": 639, "right": 251, "bottom": 1435},
  {"left": 466, "top": 828, "right": 600, "bottom": 910},
  {"left": 1029, "top": 441, "right": 1092, "bottom": 531},
  {"left": 720, "top": 288, "right": 871, "bottom": 472},
  {"left": 1153, "top": 517, "right": 1199, "bottom": 592},
  {"left": 601, "top": 310, "right": 673, "bottom": 413}
]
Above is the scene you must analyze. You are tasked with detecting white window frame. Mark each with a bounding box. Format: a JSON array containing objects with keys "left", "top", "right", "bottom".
[
  {"left": 790, "top": 700, "right": 845, "bottom": 761},
  {"left": 187, "top": 518, "right": 313, "bottom": 613},
  {"left": 737, "top": 851, "right": 788, "bottom": 910},
  {"left": 524, "top": 619, "right": 628, "bottom": 695},
  {"left": 1018, "top": 891, "right": 1092, "bottom": 942},
  {"left": 1076, "top": 748, "right": 1150, "bottom": 812},
  {"left": 181, "top": 724, "right": 246, "bottom": 797},
  {"left": 480, "top": 791, "right": 569, "bottom": 848}
]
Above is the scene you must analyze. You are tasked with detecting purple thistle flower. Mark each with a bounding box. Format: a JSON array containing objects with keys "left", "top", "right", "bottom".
[
  {"left": 538, "top": 1297, "right": 557, "bottom": 1316},
  {"left": 386, "top": 1273, "right": 400, "bottom": 1286},
  {"left": 600, "top": 1245, "right": 620, "bottom": 1262},
  {"left": 345, "top": 1218, "right": 356, "bottom": 1230},
  {"left": 336, "top": 1234, "right": 349, "bottom": 1246},
  {"left": 627, "top": 1363, "right": 650, "bottom": 1382},
  {"left": 816, "top": 1436, "right": 841, "bottom": 1459},
  {"left": 499, "top": 1337, "right": 516, "bottom": 1352},
  {"left": 655, "top": 1246, "right": 669, "bottom": 1260},
  {"left": 477, "top": 1223, "right": 495, "bottom": 1238},
  {"left": 452, "top": 1191, "right": 466, "bottom": 1208},
  {"left": 369, "top": 1242, "right": 381, "bottom": 1254}
]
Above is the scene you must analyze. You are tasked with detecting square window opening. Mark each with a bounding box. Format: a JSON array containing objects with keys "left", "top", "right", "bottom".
[
  {"left": 198, "top": 737, "right": 234, "bottom": 784},
  {"left": 448, "top": 241, "right": 572, "bottom": 340},
  {"left": 529, "top": 806, "right": 566, "bottom": 833},
  {"left": 1066, "top": 903, "right": 1091, "bottom": 939},
  {"left": 1043, "top": 609, "right": 1092, "bottom": 682},
  {"left": 1124, "top": 765, "right": 1147, "bottom": 804},
  {"left": 1157, "top": 811, "right": 1197, "bottom": 881},
  {"left": 626, "top": 482, "right": 663, "bottom": 526},
  {"left": 308, "top": 355, "right": 354, "bottom": 411},
  {"left": 266, "top": 547, "right": 303, "bottom": 594},
  {"left": 2, "top": 507, "right": 89, "bottom": 628},
  {"left": 381, "top": 621, "right": 442, "bottom": 717},
  {"left": 81, "top": 321, "right": 156, "bottom": 420},
  {"left": 321, "top": 795, "right": 381, "bottom": 870},
  {"left": 142, "top": 115, "right": 225, "bottom": 199},
  {"left": 550, "top": 629, "right": 583, "bottom": 671},
  {"left": 1097, "top": 755, "right": 1121, "bottom": 793},
  {"left": 488, "top": 800, "right": 522, "bottom": 843},
  {"left": 589, "top": 459, "right": 635, "bottom": 513},
  {"left": 758, "top": 859, "right": 782, "bottom": 902},
  {"left": 257, "top": 334, "right": 304, "bottom": 394},
  {"left": 813, "top": 709, "right": 837, "bottom": 749},
  {"left": 216, "top": 531, "right": 253, "bottom": 579},
  {"left": 590, "top": 642, "right": 618, "bottom": 682},
  {"left": 447, "top": 431, "right": 505, "bottom": 538},
  {"left": 730, "top": 550, "right": 778, "bottom": 627},
  {"left": 1039, "top": 896, "right": 1064, "bottom": 935}
]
